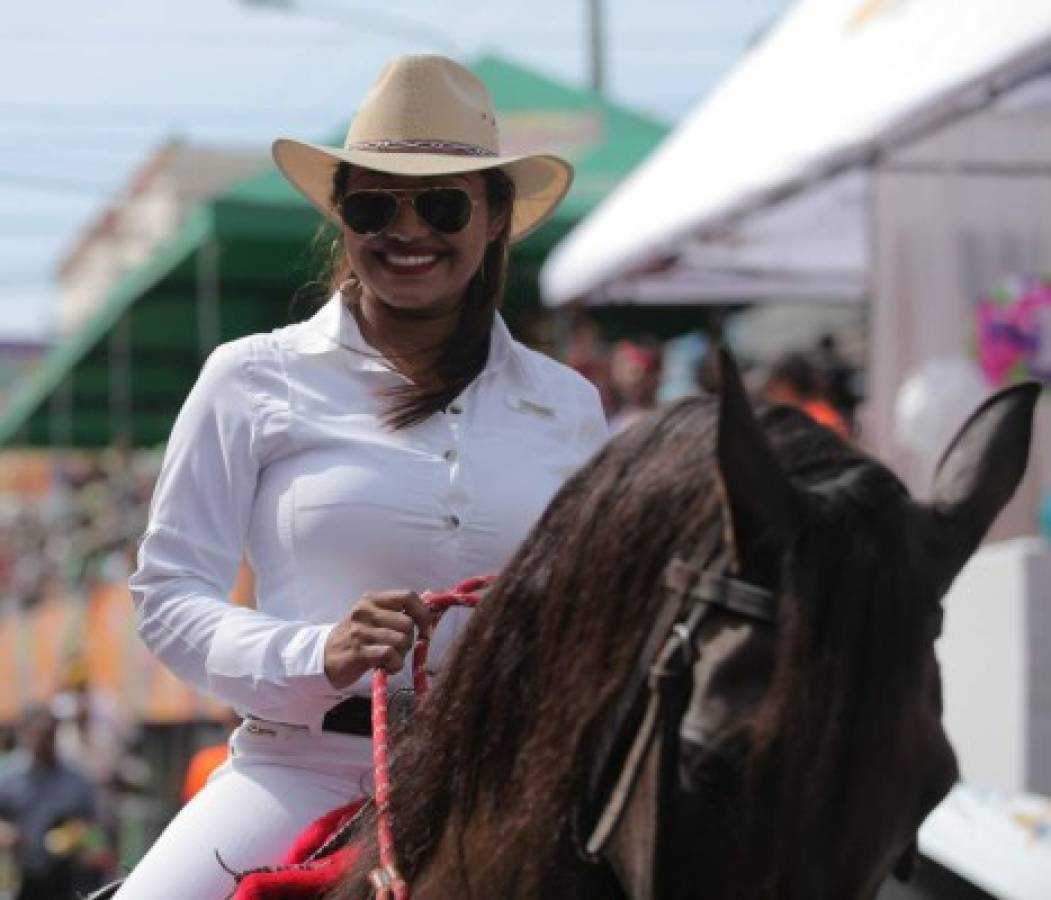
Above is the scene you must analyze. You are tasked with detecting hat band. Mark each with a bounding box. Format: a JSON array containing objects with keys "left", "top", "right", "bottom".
[{"left": 344, "top": 138, "right": 498, "bottom": 157}]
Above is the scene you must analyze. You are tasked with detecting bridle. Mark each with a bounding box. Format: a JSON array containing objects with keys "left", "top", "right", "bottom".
[{"left": 577, "top": 555, "right": 778, "bottom": 900}]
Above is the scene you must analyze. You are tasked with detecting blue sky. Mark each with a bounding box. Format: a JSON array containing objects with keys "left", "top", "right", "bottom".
[{"left": 0, "top": 0, "right": 788, "bottom": 340}]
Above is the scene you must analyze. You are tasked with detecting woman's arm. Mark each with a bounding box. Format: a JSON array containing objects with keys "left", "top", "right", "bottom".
[{"left": 130, "top": 337, "right": 342, "bottom": 734}]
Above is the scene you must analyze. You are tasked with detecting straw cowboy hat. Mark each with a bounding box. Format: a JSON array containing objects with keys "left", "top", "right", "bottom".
[{"left": 273, "top": 55, "right": 574, "bottom": 242}]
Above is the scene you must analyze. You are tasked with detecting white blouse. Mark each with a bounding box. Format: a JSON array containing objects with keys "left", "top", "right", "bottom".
[{"left": 130, "top": 296, "right": 608, "bottom": 734}]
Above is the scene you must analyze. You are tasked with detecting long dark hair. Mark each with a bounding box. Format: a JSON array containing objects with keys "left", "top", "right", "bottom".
[
  {"left": 328, "top": 397, "right": 933, "bottom": 898},
  {"left": 320, "top": 163, "right": 515, "bottom": 429}
]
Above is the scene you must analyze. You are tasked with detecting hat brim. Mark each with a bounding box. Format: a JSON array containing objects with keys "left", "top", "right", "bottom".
[{"left": 272, "top": 138, "right": 573, "bottom": 243}]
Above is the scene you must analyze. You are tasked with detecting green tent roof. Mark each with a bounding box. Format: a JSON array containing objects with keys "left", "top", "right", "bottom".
[{"left": 0, "top": 55, "right": 667, "bottom": 449}]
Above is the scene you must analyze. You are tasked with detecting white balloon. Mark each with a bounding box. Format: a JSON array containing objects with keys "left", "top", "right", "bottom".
[{"left": 893, "top": 357, "right": 989, "bottom": 464}]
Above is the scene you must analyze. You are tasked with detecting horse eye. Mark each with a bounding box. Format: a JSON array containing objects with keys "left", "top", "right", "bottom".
[{"left": 678, "top": 740, "right": 739, "bottom": 795}]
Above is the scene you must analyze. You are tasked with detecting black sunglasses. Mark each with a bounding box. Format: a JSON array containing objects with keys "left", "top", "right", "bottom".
[{"left": 338, "top": 187, "right": 477, "bottom": 235}]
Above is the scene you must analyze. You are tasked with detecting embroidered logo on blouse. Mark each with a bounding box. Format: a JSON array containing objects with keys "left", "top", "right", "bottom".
[{"left": 507, "top": 396, "right": 557, "bottom": 419}]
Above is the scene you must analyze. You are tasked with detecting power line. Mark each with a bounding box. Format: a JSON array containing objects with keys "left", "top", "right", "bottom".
[
  {"left": 0, "top": 144, "right": 154, "bottom": 160},
  {"left": 0, "top": 171, "right": 119, "bottom": 194},
  {"left": 0, "top": 123, "right": 175, "bottom": 138},
  {"left": 0, "top": 104, "right": 353, "bottom": 120},
  {"left": 0, "top": 222, "right": 72, "bottom": 233},
  {"left": 6, "top": 7, "right": 463, "bottom": 52},
  {"left": 1, "top": 24, "right": 352, "bottom": 49},
  {"left": 0, "top": 276, "right": 55, "bottom": 289}
]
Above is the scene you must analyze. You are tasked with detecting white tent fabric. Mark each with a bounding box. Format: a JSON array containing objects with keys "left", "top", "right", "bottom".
[
  {"left": 919, "top": 784, "right": 1051, "bottom": 900},
  {"left": 541, "top": 0, "right": 1051, "bottom": 306},
  {"left": 866, "top": 93, "right": 1051, "bottom": 540},
  {"left": 600, "top": 169, "right": 868, "bottom": 304}
]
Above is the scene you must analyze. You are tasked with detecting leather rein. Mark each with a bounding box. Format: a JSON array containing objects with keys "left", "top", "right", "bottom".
[{"left": 577, "top": 556, "right": 778, "bottom": 899}]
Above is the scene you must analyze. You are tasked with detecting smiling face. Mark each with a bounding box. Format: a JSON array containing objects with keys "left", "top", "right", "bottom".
[{"left": 340, "top": 168, "right": 506, "bottom": 318}]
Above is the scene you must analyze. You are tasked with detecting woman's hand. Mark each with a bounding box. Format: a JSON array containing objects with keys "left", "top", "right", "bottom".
[{"left": 324, "top": 590, "right": 432, "bottom": 689}]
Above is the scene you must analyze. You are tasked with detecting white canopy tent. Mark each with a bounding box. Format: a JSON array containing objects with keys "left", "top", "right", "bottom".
[
  {"left": 541, "top": 0, "right": 1051, "bottom": 307},
  {"left": 599, "top": 169, "right": 869, "bottom": 304}
]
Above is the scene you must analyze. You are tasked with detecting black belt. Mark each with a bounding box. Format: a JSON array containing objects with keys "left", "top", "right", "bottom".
[{"left": 322, "top": 696, "right": 372, "bottom": 736}]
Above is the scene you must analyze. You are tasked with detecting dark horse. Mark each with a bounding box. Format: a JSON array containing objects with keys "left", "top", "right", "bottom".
[{"left": 328, "top": 350, "right": 1036, "bottom": 900}]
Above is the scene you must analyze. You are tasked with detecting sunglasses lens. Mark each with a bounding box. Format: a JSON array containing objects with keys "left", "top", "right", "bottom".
[
  {"left": 415, "top": 188, "right": 473, "bottom": 234},
  {"left": 340, "top": 192, "right": 397, "bottom": 234}
]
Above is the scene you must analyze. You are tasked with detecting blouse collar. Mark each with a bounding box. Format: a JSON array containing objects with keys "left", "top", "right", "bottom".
[{"left": 298, "top": 294, "right": 514, "bottom": 378}]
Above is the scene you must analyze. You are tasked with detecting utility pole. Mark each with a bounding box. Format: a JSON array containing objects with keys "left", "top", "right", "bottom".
[{"left": 588, "top": 0, "right": 605, "bottom": 96}]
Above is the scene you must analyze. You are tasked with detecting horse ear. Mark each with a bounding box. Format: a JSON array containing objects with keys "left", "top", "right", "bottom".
[
  {"left": 712, "top": 345, "right": 797, "bottom": 566},
  {"left": 929, "top": 381, "right": 1039, "bottom": 582}
]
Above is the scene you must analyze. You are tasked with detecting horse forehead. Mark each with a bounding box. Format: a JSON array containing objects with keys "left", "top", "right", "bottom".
[
  {"left": 803, "top": 457, "right": 909, "bottom": 510},
  {"left": 681, "top": 618, "right": 775, "bottom": 746},
  {"left": 804, "top": 467, "right": 928, "bottom": 553}
]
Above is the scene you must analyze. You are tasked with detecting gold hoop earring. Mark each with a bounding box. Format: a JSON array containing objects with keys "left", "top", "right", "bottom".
[{"left": 338, "top": 274, "right": 360, "bottom": 300}]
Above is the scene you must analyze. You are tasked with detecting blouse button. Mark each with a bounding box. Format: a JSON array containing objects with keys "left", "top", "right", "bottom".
[
  {"left": 443, "top": 449, "right": 458, "bottom": 463},
  {"left": 445, "top": 514, "right": 461, "bottom": 530}
]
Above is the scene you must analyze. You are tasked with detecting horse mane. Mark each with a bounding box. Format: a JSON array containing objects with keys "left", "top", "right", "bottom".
[
  {"left": 330, "top": 396, "right": 931, "bottom": 899},
  {"left": 741, "top": 406, "right": 932, "bottom": 897}
]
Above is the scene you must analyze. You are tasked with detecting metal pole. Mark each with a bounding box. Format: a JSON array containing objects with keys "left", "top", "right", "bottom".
[
  {"left": 196, "top": 237, "right": 221, "bottom": 362},
  {"left": 588, "top": 0, "right": 604, "bottom": 96},
  {"left": 109, "top": 314, "right": 132, "bottom": 445},
  {"left": 48, "top": 375, "right": 73, "bottom": 449}
]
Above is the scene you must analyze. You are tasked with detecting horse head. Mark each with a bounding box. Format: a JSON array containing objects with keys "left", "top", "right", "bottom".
[{"left": 588, "top": 347, "right": 1038, "bottom": 900}]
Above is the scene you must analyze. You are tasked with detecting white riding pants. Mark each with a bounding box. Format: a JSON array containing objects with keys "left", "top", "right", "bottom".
[{"left": 114, "top": 720, "right": 373, "bottom": 900}]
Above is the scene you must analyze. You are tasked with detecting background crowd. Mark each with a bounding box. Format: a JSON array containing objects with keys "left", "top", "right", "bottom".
[{"left": 567, "top": 316, "right": 860, "bottom": 438}]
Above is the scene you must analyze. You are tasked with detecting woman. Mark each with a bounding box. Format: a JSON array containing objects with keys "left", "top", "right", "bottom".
[{"left": 116, "top": 55, "right": 607, "bottom": 899}]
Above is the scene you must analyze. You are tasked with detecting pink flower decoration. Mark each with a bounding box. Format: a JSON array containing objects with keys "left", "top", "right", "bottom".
[{"left": 976, "top": 280, "right": 1051, "bottom": 387}]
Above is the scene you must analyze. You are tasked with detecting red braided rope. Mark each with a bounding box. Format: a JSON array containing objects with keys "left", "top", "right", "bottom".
[{"left": 370, "top": 575, "right": 494, "bottom": 900}]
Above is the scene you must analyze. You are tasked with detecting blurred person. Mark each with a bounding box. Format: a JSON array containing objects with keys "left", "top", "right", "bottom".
[
  {"left": 8, "top": 512, "right": 48, "bottom": 609},
  {"left": 180, "top": 710, "right": 240, "bottom": 805},
  {"left": 608, "top": 338, "right": 663, "bottom": 432},
  {"left": 52, "top": 661, "right": 133, "bottom": 777},
  {"left": 0, "top": 706, "right": 97, "bottom": 900},
  {"left": 0, "top": 728, "right": 14, "bottom": 776},
  {"left": 814, "top": 332, "right": 860, "bottom": 428},
  {"left": 115, "top": 448, "right": 163, "bottom": 580},
  {"left": 51, "top": 661, "right": 144, "bottom": 869},
  {"left": 93, "top": 444, "right": 150, "bottom": 585},
  {"left": 115, "top": 54, "right": 606, "bottom": 899},
  {"left": 0, "top": 514, "right": 14, "bottom": 600},
  {"left": 659, "top": 329, "right": 709, "bottom": 403},
  {"left": 179, "top": 744, "right": 228, "bottom": 808},
  {"left": 761, "top": 351, "right": 850, "bottom": 439},
  {"left": 565, "top": 310, "right": 616, "bottom": 416}
]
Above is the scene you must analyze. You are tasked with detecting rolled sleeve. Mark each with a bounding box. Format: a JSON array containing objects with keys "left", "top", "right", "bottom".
[{"left": 130, "top": 338, "right": 342, "bottom": 733}]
